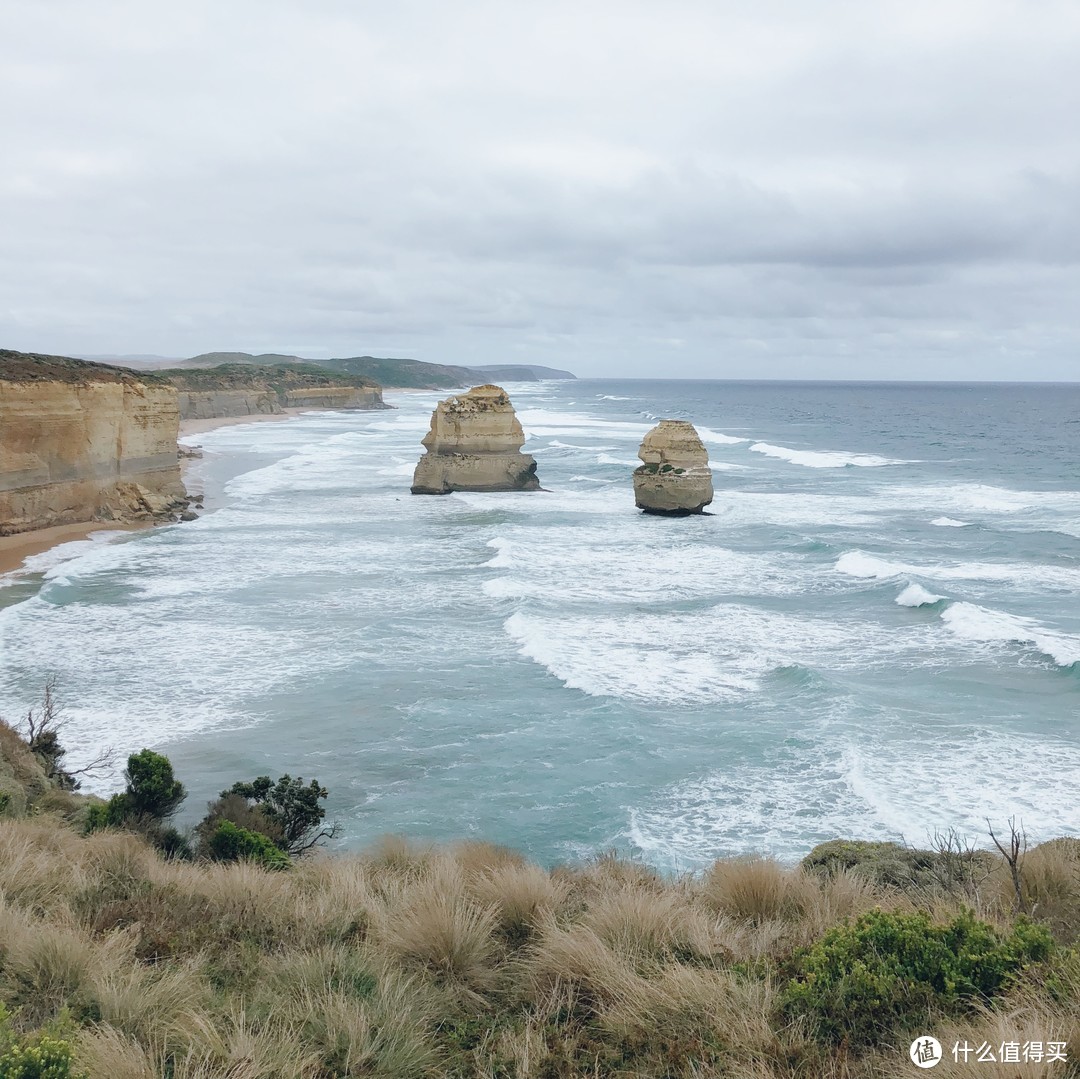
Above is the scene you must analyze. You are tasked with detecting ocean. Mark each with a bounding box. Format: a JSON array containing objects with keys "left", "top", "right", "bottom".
[{"left": 1, "top": 379, "right": 1078, "bottom": 870}]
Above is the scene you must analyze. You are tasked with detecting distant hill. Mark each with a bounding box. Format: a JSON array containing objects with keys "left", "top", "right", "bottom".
[
  {"left": 155, "top": 352, "right": 576, "bottom": 388},
  {"left": 183, "top": 352, "right": 318, "bottom": 369},
  {"left": 468, "top": 363, "right": 576, "bottom": 380},
  {"left": 158, "top": 362, "right": 379, "bottom": 391},
  {"left": 77, "top": 353, "right": 184, "bottom": 367}
]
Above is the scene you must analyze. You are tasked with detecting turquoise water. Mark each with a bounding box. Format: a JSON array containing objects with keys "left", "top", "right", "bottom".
[{"left": 2, "top": 380, "right": 1078, "bottom": 868}]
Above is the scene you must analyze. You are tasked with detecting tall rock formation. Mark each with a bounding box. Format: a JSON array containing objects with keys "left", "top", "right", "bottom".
[
  {"left": 632, "top": 420, "right": 713, "bottom": 516},
  {"left": 0, "top": 351, "right": 187, "bottom": 535},
  {"left": 411, "top": 385, "right": 540, "bottom": 495}
]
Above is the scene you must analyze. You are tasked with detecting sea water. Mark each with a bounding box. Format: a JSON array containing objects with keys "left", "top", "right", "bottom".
[{"left": 1, "top": 380, "right": 1077, "bottom": 870}]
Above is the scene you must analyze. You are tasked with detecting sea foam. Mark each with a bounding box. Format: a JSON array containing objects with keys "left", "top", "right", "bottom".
[
  {"left": 749, "top": 443, "right": 905, "bottom": 468},
  {"left": 940, "top": 603, "right": 1080, "bottom": 668}
]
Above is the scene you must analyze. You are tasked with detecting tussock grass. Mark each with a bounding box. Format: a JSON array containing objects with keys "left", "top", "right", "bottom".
[
  {"left": 699, "top": 855, "right": 813, "bottom": 923},
  {"left": 0, "top": 816, "right": 1076, "bottom": 1078}
]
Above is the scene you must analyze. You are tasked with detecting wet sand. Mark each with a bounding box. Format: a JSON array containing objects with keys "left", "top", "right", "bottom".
[{"left": 0, "top": 521, "right": 149, "bottom": 576}]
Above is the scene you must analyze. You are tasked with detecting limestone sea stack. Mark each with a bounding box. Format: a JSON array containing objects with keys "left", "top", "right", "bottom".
[
  {"left": 632, "top": 420, "right": 713, "bottom": 515},
  {"left": 411, "top": 384, "right": 540, "bottom": 495}
]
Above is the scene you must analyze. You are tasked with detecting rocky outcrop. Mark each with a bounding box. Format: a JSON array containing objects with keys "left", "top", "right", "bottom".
[
  {"left": 0, "top": 351, "right": 187, "bottom": 535},
  {"left": 411, "top": 385, "right": 540, "bottom": 495},
  {"left": 164, "top": 364, "right": 388, "bottom": 420},
  {"left": 632, "top": 420, "right": 713, "bottom": 515}
]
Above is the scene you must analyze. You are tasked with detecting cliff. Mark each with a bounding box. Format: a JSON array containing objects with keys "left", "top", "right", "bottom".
[
  {"left": 632, "top": 420, "right": 714, "bottom": 515},
  {"left": 0, "top": 350, "right": 187, "bottom": 536},
  {"left": 411, "top": 384, "right": 541, "bottom": 494},
  {"left": 161, "top": 363, "right": 388, "bottom": 419}
]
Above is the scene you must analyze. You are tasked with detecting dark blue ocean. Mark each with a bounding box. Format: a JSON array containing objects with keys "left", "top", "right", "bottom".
[{"left": 2, "top": 379, "right": 1078, "bottom": 867}]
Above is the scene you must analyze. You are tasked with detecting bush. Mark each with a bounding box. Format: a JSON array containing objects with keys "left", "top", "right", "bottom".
[
  {"left": 223, "top": 774, "right": 335, "bottom": 856},
  {"left": 781, "top": 908, "right": 1053, "bottom": 1045},
  {"left": 194, "top": 792, "right": 285, "bottom": 853},
  {"left": 84, "top": 751, "right": 188, "bottom": 862},
  {"left": 0, "top": 1006, "right": 85, "bottom": 1079},
  {"left": 123, "top": 749, "right": 186, "bottom": 819},
  {"left": 205, "top": 820, "right": 291, "bottom": 870}
]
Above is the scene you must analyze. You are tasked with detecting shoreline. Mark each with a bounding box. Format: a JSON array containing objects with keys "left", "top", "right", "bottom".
[
  {"left": 178, "top": 407, "right": 312, "bottom": 439},
  {"left": 0, "top": 521, "right": 151, "bottom": 577},
  {"left": 3, "top": 401, "right": 404, "bottom": 581}
]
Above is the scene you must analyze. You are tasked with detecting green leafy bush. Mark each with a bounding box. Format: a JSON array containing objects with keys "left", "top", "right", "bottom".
[
  {"left": 122, "top": 749, "right": 186, "bottom": 819},
  {"left": 85, "top": 750, "right": 185, "bottom": 835},
  {"left": 205, "top": 820, "right": 291, "bottom": 870},
  {"left": 223, "top": 774, "right": 335, "bottom": 856},
  {"left": 782, "top": 908, "right": 1053, "bottom": 1044},
  {"left": 0, "top": 1007, "right": 85, "bottom": 1079}
]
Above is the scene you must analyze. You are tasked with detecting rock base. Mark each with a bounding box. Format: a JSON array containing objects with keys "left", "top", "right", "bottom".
[
  {"left": 633, "top": 467, "right": 713, "bottom": 515},
  {"left": 411, "top": 453, "right": 540, "bottom": 495}
]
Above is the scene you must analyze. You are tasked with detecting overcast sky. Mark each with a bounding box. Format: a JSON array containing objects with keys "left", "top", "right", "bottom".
[{"left": 2, "top": 1, "right": 1078, "bottom": 379}]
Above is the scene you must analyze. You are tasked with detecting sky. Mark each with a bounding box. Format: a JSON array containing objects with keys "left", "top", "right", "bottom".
[{"left": 1, "top": 0, "right": 1078, "bottom": 380}]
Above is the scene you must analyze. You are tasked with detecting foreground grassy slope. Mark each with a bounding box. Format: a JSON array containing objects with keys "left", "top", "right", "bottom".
[
  {"left": 2, "top": 718, "right": 1078, "bottom": 1077},
  {"left": 0, "top": 819, "right": 1077, "bottom": 1077}
]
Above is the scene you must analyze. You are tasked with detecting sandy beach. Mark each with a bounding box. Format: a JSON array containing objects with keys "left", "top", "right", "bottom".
[
  {"left": 0, "top": 521, "right": 150, "bottom": 576},
  {"left": 2, "top": 401, "right": 415, "bottom": 580},
  {"left": 178, "top": 407, "right": 311, "bottom": 438},
  {"left": 1, "top": 410, "right": 308, "bottom": 579}
]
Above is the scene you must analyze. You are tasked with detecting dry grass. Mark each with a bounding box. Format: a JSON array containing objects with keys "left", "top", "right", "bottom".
[
  {"left": 699, "top": 855, "right": 815, "bottom": 924},
  {"left": 0, "top": 816, "right": 1076, "bottom": 1079}
]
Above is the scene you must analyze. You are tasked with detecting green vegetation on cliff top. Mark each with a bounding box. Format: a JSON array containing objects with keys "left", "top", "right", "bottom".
[
  {"left": 0, "top": 350, "right": 168, "bottom": 386},
  {"left": 158, "top": 362, "right": 379, "bottom": 392},
  {"left": 184, "top": 351, "right": 576, "bottom": 388}
]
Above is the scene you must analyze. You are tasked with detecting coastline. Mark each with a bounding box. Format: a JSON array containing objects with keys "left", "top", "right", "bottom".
[
  {"left": 0, "top": 520, "right": 150, "bottom": 576},
  {"left": 3, "top": 402, "right": 399, "bottom": 581},
  {"left": 2, "top": 411, "right": 308, "bottom": 579},
  {"left": 178, "top": 407, "right": 311, "bottom": 438}
]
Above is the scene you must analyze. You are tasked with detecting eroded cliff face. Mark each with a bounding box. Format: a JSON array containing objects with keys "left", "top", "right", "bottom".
[
  {"left": 411, "top": 384, "right": 540, "bottom": 494},
  {"left": 282, "top": 386, "right": 384, "bottom": 410},
  {"left": 632, "top": 420, "right": 713, "bottom": 516},
  {"left": 0, "top": 351, "right": 186, "bottom": 535},
  {"left": 176, "top": 389, "right": 282, "bottom": 421}
]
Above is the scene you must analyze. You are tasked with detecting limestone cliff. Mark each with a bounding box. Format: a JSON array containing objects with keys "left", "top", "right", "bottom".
[
  {"left": 163, "top": 364, "right": 388, "bottom": 419},
  {"left": 282, "top": 386, "right": 384, "bottom": 410},
  {"left": 411, "top": 385, "right": 540, "bottom": 495},
  {"left": 632, "top": 420, "right": 713, "bottom": 515},
  {"left": 0, "top": 351, "right": 187, "bottom": 535}
]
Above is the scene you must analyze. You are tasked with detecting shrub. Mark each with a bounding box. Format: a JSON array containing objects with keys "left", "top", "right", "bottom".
[
  {"left": 781, "top": 908, "right": 1054, "bottom": 1045},
  {"left": 85, "top": 751, "right": 185, "bottom": 836},
  {"left": 222, "top": 775, "right": 335, "bottom": 856},
  {"left": 0, "top": 1006, "right": 86, "bottom": 1079},
  {"left": 122, "top": 750, "right": 185, "bottom": 820},
  {"left": 204, "top": 820, "right": 290, "bottom": 871}
]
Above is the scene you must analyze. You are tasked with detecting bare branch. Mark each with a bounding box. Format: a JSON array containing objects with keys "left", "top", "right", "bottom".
[
  {"left": 18, "top": 677, "right": 117, "bottom": 792},
  {"left": 987, "top": 816, "right": 1028, "bottom": 915}
]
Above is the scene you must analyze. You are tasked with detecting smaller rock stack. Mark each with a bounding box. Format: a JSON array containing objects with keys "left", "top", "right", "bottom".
[
  {"left": 632, "top": 420, "right": 713, "bottom": 515},
  {"left": 411, "top": 384, "right": 540, "bottom": 495}
]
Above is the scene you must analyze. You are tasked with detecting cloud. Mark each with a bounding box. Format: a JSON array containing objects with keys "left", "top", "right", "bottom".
[{"left": 1, "top": 0, "right": 1078, "bottom": 377}]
